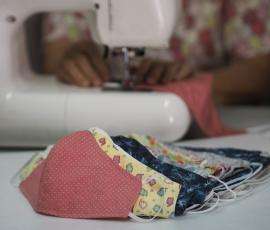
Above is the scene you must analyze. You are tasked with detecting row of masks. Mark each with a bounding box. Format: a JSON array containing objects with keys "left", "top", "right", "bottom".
[{"left": 13, "top": 128, "right": 270, "bottom": 222}]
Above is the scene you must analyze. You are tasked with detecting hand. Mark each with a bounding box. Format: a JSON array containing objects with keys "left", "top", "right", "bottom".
[
  {"left": 132, "top": 59, "right": 192, "bottom": 85},
  {"left": 56, "top": 41, "right": 109, "bottom": 87}
]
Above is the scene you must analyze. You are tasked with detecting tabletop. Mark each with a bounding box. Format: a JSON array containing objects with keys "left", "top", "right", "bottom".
[{"left": 1, "top": 132, "right": 270, "bottom": 230}]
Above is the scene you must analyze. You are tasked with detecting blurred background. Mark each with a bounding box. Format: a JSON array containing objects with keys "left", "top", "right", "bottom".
[{"left": 26, "top": 0, "right": 270, "bottom": 106}]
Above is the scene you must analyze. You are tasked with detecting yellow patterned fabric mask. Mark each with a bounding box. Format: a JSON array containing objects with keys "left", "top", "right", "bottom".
[{"left": 89, "top": 128, "right": 181, "bottom": 218}]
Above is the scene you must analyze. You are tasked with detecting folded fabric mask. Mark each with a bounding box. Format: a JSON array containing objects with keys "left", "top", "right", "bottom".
[
  {"left": 182, "top": 147, "right": 270, "bottom": 168},
  {"left": 20, "top": 131, "right": 142, "bottom": 219},
  {"left": 89, "top": 128, "right": 181, "bottom": 218},
  {"left": 130, "top": 134, "right": 218, "bottom": 177},
  {"left": 110, "top": 135, "right": 214, "bottom": 216},
  {"left": 177, "top": 146, "right": 269, "bottom": 188},
  {"left": 168, "top": 145, "right": 251, "bottom": 178},
  {"left": 130, "top": 134, "right": 248, "bottom": 180},
  {"left": 133, "top": 134, "right": 253, "bottom": 180}
]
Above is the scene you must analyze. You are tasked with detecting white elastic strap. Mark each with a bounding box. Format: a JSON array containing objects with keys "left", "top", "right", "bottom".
[
  {"left": 239, "top": 163, "right": 263, "bottom": 186},
  {"left": 185, "top": 190, "right": 215, "bottom": 212},
  {"left": 226, "top": 163, "right": 263, "bottom": 190},
  {"left": 186, "top": 190, "right": 216, "bottom": 212},
  {"left": 245, "top": 179, "right": 270, "bottom": 186},
  {"left": 231, "top": 185, "right": 254, "bottom": 200},
  {"left": 128, "top": 212, "right": 158, "bottom": 223},
  {"left": 219, "top": 184, "right": 254, "bottom": 202},
  {"left": 246, "top": 174, "right": 270, "bottom": 185},
  {"left": 212, "top": 163, "right": 263, "bottom": 200},
  {"left": 214, "top": 166, "right": 254, "bottom": 191},
  {"left": 187, "top": 192, "right": 220, "bottom": 214},
  {"left": 250, "top": 162, "right": 264, "bottom": 177},
  {"left": 210, "top": 175, "right": 237, "bottom": 201}
]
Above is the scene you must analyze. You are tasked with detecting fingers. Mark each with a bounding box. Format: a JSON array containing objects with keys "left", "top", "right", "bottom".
[
  {"left": 61, "top": 59, "right": 91, "bottom": 87},
  {"left": 133, "top": 59, "right": 152, "bottom": 83},
  {"left": 74, "top": 54, "right": 102, "bottom": 87},
  {"left": 82, "top": 41, "right": 110, "bottom": 82},
  {"left": 134, "top": 58, "right": 192, "bottom": 85},
  {"left": 89, "top": 55, "right": 110, "bottom": 82},
  {"left": 173, "top": 64, "right": 193, "bottom": 81},
  {"left": 145, "top": 62, "right": 165, "bottom": 85},
  {"left": 56, "top": 40, "right": 109, "bottom": 87},
  {"left": 162, "top": 62, "right": 180, "bottom": 84},
  {"left": 134, "top": 59, "right": 167, "bottom": 85}
]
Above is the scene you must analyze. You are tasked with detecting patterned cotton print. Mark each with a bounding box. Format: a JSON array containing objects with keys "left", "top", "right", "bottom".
[
  {"left": 111, "top": 135, "right": 214, "bottom": 215},
  {"left": 89, "top": 128, "right": 180, "bottom": 218}
]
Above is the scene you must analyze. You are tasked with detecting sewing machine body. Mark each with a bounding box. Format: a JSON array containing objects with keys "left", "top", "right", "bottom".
[{"left": 0, "top": 0, "right": 191, "bottom": 146}]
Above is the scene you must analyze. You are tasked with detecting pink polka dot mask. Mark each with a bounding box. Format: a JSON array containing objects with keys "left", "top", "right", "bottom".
[{"left": 20, "top": 131, "right": 142, "bottom": 219}]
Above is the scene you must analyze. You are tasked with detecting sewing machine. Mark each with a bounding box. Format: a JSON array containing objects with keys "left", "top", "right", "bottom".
[{"left": 0, "top": 0, "right": 191, "bottom": 147}]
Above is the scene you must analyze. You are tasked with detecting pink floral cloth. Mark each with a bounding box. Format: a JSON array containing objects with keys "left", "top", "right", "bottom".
[
  {"left": 170, "top": 0, "right": 224, "bottom": 69},
  {"left": 43, "top": 0, "right": 270, "bottom": 67},
  {"left": 222, "top": 0, "right": 270, "bottom": 59},
  {"left": 43, "top": 11, "right": 92, "bottom": 42}
]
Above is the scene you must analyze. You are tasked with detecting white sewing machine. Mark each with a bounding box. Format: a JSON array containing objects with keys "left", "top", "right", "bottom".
[{"left": 0, "top": 0, "right": 191, "bottom": 147}]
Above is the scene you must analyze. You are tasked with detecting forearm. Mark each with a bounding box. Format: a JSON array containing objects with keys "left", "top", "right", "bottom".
[
  {"left": 43, "top": 39, "right": 75, "bottom": 74},
  {"left": 212, "top": 54, "right": 270, "bottom": 105}
]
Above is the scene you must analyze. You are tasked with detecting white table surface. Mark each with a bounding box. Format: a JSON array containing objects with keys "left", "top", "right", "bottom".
[{"left": 1, "top": 106, "right": 270, "bottom": 230}]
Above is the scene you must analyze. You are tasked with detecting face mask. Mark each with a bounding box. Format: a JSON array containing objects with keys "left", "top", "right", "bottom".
[
  {"left": 131, "top": 134, "right": 252, "bottom": 181},
  {"left": 183, "top": 147, "right": 270, "bottom": 168},
  {"left": 19, "top": 131, "right": 142, "bottom": 219},
  {"left": 110, "top": 135, "right": 213, "bottom": 216},
  {"left": 175, "top": 148, "right": 250, "bottom": 177},
  {"left": 130, "top": 134, "right": 214, "bottom": 177},
  {"left": 89, "top": 128, "right": 181, "bottom": 218},
  {"left": 167, "top": 147, "right": 267, "bottom": 192}
]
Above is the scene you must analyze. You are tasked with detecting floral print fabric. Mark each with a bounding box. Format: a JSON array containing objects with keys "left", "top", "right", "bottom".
[
  {"left": 223, "top": 0, "right": 270, "bottom": 59},
  {"left": 43, "top": 0, "right": 270, "bottom": 68},
  {"left": 90, "top": 128, "right": 180, "bottom": 218},
  {"left": 111, "top": 135, "right": 213, "bottom": 215}
]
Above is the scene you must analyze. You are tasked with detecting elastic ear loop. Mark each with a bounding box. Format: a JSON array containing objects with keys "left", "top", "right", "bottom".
[
  {"left": 236, "top": 163, "right": 270, "bottom": 197},
  {"left": 185, "top": 190, "right": 215, "bottom": 212},
  {"left": 212, "top": 163, "right": 263, "bottom": 200},
  {"left": 128, "top": 175, "right": 167, "bottom": 223},
  {"left": 185, "top": 169, "right": 236, "bottom": 212},
  {"left": 214, "top": 166, "right": 254, "bottom": 191},
  {"left": 209, "top": 175, "right": 237, "bottom": 201},
  {"left": 230, "top": 184, "right": 254, "bottom": 200},
  {"left": 186, "top": 192, "right": 220, "bottom": 214},
  {"left": 241, "top": 162, "right": 266, "bottom": 186},
  {"left": 246, "top": 174, "right": 270, "bottom": 185},
  {"left": 224, "top": 163, "right": 263, "bottom": 190},
  {"left": 219, "top": 166, "right": 253, "bottom": 188},
  {"left": 233, "top": 163, "right": 269, "bottom": 199}
]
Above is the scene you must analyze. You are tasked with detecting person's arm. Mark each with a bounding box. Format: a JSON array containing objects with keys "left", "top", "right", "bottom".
[
  {"left": 42, "top": 12, "right": 109, "bottom": 87},
  {"left": 43, "top": 38, "right": 74, "bottom": 75},
  {"left": 55, "top": 41, "right": 109, "bottom": 87},
  {"left": 212, "top": 54, "right": 270, "bottom": 104},
  {"left": 50, "top": 41, "right": 191, "bottom": 87},
  {"left": 133, "top": 53, "right": 270, "bottom": 105}
]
